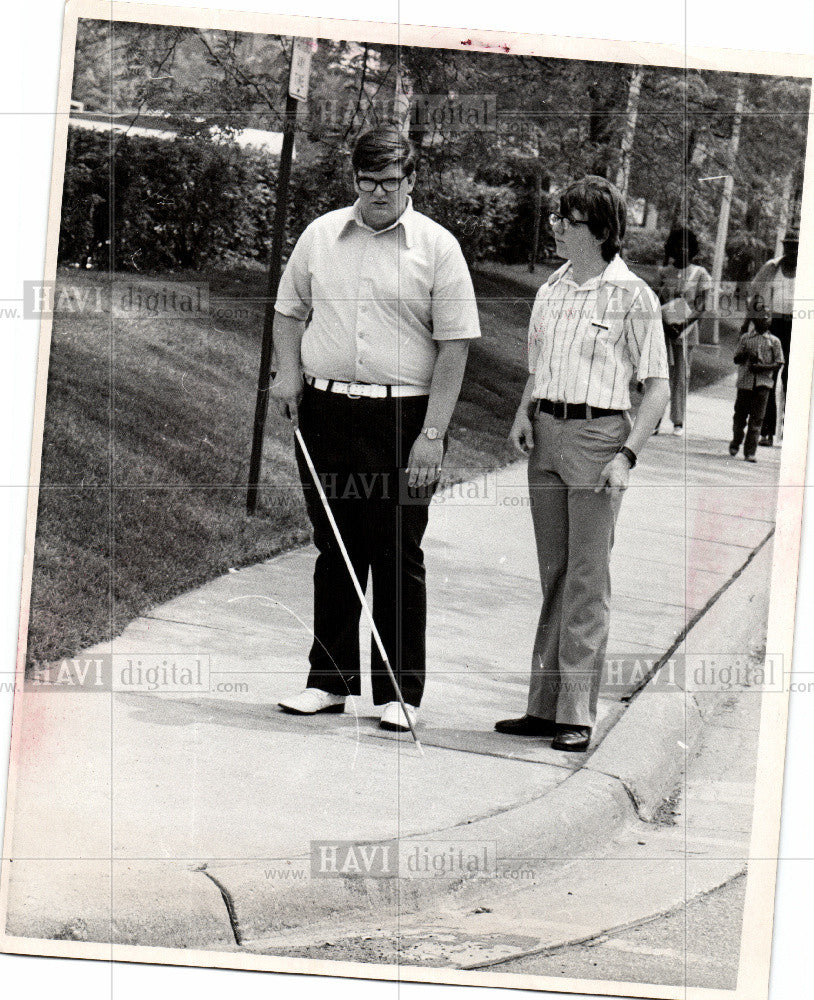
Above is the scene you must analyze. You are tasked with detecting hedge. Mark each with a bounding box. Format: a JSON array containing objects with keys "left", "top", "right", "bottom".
[
  {"left": 60, "top": 127, "right": 727, "bottom": 275},
  {"left": 58, "top": 128, "right": 538, "bottom": 271}
]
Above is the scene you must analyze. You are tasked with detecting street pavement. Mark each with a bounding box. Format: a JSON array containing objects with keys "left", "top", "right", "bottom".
[{"left": 1, "top": 370, "right": 781, "bottom": 956}]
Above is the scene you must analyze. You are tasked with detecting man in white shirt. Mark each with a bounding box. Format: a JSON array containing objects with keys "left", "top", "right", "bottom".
[
  {"left": 270, "top": 125, "right": 481, "bottom": 732},
  {"left": 495, "top": 176, "right": 670, "bottom": 753}
]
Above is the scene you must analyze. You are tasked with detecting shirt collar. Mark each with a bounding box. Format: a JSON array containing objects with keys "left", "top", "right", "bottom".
[
  {"left": 553, "top": 254, "right": 633, "bottom": 291},
  {"left": 340, "top": 197, "right": 416, "bottom": 248}
]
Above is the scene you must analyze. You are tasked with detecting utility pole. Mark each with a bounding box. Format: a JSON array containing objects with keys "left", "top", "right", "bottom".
[
  {"left": 247, "top": 38, "right": 316, "bottom": 516},
  {"left": 706, "top": 78, "right": 746, "bottom": 347}
]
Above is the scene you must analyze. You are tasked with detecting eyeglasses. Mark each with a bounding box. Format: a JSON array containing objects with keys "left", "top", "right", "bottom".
[
  {"left": 549, "top": 213, "right": 590, "bottom": 230},
  {"left": 356, "top": 175, "right": 407, "bottom": 193}
]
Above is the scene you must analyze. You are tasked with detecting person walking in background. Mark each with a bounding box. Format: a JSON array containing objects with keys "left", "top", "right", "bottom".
[
  {"left": 495, "top": 176, "right": 669, "bottom": 754},
  {"left": 729, "top": 307, "right": 785, "bottom": 462},
  {"left": 746, "top": 229, "right": 798, "bottom": 446},
  {"left": 655, "top": 227, "right": 711, "bottom": 436}
]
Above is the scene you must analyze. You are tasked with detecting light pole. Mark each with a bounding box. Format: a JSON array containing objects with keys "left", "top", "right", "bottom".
[{"left": 697, "top": 78, "right": 746, "bottom": 347}]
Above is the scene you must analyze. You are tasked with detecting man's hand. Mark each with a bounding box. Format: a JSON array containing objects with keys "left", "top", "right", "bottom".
[
  {"left": 510, "top": 409, "right": 535, "bottom": 455},
  {"left": 407, "top": 434, "right": 444, "bottom": 488},
  {"left": 270, "top": 371, "right": 303, "bottom": 426},
  {"left": 595, "top": 453, "right": 631, "bottom": 498}
]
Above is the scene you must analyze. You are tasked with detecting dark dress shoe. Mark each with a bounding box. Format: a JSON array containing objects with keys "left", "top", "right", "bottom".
[
  {"left": 494, "top": 715, "right": 557, "bottom": 737},
  {"left": 551, "top": 725, "right": 592, "bottom": 752}
]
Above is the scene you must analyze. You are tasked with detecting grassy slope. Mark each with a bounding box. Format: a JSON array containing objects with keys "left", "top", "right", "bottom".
[{"left": 27, "top": 266, "right": 528, "bottom": 664}]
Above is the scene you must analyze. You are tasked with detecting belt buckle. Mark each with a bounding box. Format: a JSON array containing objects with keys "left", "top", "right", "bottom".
[
  {"left": 346, "top": 382, "right": 365, "bottom": 399},
  {"left": 553, "top": 400, "right": 567, "bottom": 420}
]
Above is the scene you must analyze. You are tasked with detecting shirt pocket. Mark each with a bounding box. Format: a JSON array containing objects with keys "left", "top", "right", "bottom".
[{"left": 583, "top": 310, "right": 623, "bottom": 363}]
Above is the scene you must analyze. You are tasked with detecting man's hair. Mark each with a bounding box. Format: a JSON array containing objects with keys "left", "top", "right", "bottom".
[
  {"left": 663, "top": 227, "right": 700, "bottom": 267},
  {"left": 559, "top": 175, "right": 626, "bottom": 262},
  {"left": 351, "top": 125, "right": 416, "bottom": 177}
]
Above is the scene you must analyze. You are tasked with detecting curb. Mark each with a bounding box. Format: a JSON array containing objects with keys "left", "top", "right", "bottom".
[
  {"left": 218, "top": 663, "right": 698, "bottom": 946},
  {"left": 214, "top": 531, "right": 775, "bottom": 945}
]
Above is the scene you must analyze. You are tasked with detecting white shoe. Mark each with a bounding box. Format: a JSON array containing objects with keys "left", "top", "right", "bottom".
[
  {"left": 278, "top": 688, "right": 346, "bottom": 715},
  {"left": 672, "top": 425, "right": 684, "bottom": 436},
  {"left": 379, "top": 701, "right": 418, "bottom": 732}
]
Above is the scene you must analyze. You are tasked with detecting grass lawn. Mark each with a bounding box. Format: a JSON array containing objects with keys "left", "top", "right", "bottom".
[{"left": 27, "top": 264, "right": 530, "bottom": 666}]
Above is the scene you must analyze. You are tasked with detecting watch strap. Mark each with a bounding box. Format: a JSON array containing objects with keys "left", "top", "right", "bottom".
[{"left": 617, "top": 445, "right": 637, "bottom": 469}]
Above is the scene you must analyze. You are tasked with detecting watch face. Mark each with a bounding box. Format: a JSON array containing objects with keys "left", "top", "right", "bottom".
[{"left": 424, "top": 427, "right": 439, "bottom": 440}]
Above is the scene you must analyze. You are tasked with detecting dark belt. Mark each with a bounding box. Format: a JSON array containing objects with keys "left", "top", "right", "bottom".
[{"left": 533, "top": 398, "right": 624, "bottom": 420}]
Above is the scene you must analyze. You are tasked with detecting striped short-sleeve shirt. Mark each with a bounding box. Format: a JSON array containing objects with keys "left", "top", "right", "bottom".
[{"left": 528, "top": 255, "right": 669, "bottom": 410}]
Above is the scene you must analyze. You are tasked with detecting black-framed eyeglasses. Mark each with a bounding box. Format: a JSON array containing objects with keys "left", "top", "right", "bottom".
[
  {"left": 549, "top": 212, "right": 589, "bottom": 230},
  {"left": 356, "top": 174, "right": 407, "bottom": 193}
]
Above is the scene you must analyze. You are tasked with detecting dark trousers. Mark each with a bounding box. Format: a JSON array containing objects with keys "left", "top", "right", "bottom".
[
  {"left": 761, "top": 315, "right": 792, "bottom": 438},
  {"left": 732, "top": 387, "right": 771, "bottom": 458},
  {"left": 294, "top": 384, "right": 435, "bottom": 707}
]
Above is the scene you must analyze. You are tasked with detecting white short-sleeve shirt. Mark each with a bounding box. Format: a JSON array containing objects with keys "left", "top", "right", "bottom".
[{"left": 275, "top": 198, "right": 481, "bottom": 390}]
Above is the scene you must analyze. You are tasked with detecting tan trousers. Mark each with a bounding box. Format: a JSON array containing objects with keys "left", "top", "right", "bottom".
[{"left": 526, "top": 410, "right": 629, "bottom": 728}]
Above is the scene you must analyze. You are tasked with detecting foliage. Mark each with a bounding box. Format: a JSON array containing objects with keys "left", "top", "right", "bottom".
[
  {"left": 67, "top": 23, "right": 811, "bottom": 279},
  {"left": 624, "top": 228, "right": 670, "bottom": 268},
  {"left": 59, "top": 127, "right": 279, "bottom": 270},
  {"left": 418, "top": 169, "right": 525, "bottom": 264}
]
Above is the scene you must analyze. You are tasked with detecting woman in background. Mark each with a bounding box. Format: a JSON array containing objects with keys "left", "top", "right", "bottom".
[{"left": 656, "top": 228, "right": 711, "bottom": 436}]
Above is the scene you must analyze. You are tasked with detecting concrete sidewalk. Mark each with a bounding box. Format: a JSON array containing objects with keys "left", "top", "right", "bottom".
[{"left": 2, "top": 371, "right": 780, "bottom": 950}]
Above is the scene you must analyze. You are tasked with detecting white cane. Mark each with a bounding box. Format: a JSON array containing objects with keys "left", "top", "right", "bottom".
[{"left": 295, "top": 427, "right": 424, "bottom": 755}]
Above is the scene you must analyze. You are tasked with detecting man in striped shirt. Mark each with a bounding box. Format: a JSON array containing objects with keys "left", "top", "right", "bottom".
[{"left": 495, "top": 176, "right": 670, "bottom": 753}]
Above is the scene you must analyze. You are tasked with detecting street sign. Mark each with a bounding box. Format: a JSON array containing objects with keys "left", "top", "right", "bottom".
[{"left": 289, "top": 38, "right": 316, "bottom": 102}]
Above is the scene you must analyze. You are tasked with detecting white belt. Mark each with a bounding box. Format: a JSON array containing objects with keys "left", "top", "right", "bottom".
[{"left": 304, "top": 376, "right": 427, "bottom": 399}]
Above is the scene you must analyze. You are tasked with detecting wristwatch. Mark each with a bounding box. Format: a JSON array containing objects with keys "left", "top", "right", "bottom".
[
  {"left": 422, "top": 426, "right": 441, "bottom": 441},
  {"left": 616, "top": 445, "right": 637, "bottom": 469}
]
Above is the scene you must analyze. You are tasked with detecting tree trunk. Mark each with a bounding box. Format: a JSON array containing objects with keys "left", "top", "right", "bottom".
[{"left": 615, "top": 67, "right": 643, "bottom": 197}]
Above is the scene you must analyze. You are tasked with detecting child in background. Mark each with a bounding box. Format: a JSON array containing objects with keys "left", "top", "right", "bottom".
[{"left": 730, "top": 307, "right": 785, "bottom": 462}]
